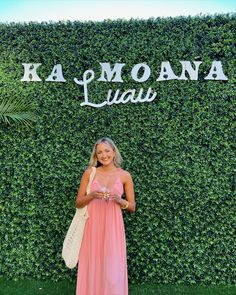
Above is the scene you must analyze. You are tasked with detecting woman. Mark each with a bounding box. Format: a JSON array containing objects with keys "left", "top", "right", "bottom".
[{"left": 75, "top": 137, "right": 135, "bottom": 295}]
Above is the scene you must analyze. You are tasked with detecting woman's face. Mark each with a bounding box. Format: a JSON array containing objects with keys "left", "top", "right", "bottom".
[{"left": 96, "top": 142, "right": 115, "bottom": 166}]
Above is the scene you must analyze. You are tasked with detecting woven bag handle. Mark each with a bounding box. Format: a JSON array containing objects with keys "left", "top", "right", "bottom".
[{"left": 86, "top": 167, "right": 96, "bottom": 195}]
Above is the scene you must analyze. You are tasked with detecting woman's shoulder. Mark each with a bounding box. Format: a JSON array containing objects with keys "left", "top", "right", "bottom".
[
  {"left": 118, "top": 168, "right": 132, "bottom": 181},
  {"left": 83, "top": 167, "right": 94, "bottom": 178}
]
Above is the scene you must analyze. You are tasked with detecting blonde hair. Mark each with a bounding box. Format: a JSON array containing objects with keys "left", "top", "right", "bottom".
[{"left": 89, "top": 137, "right": 123, "bottom": 167}]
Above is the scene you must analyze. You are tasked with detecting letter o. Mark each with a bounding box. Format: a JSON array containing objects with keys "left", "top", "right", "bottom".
[{"left": 131, "top": 63, "right": 151, "bottom": 82}]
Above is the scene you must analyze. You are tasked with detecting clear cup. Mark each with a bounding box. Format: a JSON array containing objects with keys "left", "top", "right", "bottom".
[{"left": 101, "top": 187, "right": 110, "bottom": 201}]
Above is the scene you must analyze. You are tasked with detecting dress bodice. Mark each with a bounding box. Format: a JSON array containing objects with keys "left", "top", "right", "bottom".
[{"left": 90, "top": 168, "right": 124, "bottom": 197}]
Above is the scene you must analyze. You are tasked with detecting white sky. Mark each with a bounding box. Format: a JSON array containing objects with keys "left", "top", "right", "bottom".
[{"left": 0, "top": 0, "right": 235, "bottom": 23}]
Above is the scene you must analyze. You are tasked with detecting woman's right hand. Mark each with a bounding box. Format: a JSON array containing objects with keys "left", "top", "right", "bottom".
[{"left": 88, "top": 190, "right": 105, "bottom": 199}]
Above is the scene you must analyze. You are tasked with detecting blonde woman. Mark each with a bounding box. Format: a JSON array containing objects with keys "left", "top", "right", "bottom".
[{"left": 75, "top": 137, "right": 135, "bottom": 295}]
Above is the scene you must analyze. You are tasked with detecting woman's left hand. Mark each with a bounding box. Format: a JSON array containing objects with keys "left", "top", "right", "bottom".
[{"left": 109, "top": 193, "right": 126, "bottom": 207}]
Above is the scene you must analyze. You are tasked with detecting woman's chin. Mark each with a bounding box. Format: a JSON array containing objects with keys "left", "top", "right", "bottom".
[{"left": 101, "top": 161, "right": 113, "bottom": 166}]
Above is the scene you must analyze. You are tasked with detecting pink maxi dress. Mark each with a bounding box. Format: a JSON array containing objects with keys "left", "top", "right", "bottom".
[{"left": 76, "top": 169, "right": 128, "bottom": 295}]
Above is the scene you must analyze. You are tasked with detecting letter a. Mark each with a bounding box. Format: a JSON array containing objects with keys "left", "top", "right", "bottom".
[
  {"left": 156, "top": 62, "right": 178, "bottom": 81},
  {"left": 46, "top": 64, "right": 66, "bottom": 82},
  {"left": 204, "top": 61, "right": 228, "bottom": 80}
]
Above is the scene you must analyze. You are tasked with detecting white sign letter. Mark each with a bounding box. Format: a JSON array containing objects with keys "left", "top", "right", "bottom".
[
  {"left": 21, "top": 63, "right": 42, "bottom": 81},
  {"left": 98, "top": 63, "right": 125, "bottom": 82},
  {"left": 156, "top": 62, "right": 178, "bottom": 81},
  {"left": 74, "top": 70, "right": 107, "bottom": 108},
  {"left": 179, "top": 61, "right": 202, "bottom": 80},
  {"left": 46, "top": 64, "right": 66, "bottom": 82},
  {"left": 204, "top": 61, "right": 228, "bottom": 80},
  {"left": 131, "top": 63, "right": 151, "bottom": 82}
]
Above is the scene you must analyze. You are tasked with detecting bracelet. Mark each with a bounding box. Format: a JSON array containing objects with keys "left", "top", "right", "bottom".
[{"left": 122, "top": 201, "right": 129, "bottom": 210}]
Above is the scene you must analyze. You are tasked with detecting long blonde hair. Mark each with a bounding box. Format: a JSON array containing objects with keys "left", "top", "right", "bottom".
[{"left": 89, "top": 137, "right": 123, "bottom": 167}]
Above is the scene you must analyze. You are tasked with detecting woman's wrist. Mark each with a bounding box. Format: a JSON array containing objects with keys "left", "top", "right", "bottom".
[
  {"left": 121, "top": 200, "right": 129, "bottom": 210},
  {"left": 88, "top": 193, "right": 94, "bottom": 200}
]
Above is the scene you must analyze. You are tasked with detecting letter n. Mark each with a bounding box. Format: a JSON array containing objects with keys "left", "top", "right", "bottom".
[{"left": 179, "top": 61, "right": 202, "bottom": 80}]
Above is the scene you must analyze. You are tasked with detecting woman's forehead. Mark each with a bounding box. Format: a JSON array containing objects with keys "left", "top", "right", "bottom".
[{"left": 96, "top": 142, "right": 112, "bottom": 150}]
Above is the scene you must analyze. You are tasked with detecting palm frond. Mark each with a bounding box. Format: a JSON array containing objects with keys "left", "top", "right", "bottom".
[{"left": 0, "top": 98, "right": 37, "bottom": 127}]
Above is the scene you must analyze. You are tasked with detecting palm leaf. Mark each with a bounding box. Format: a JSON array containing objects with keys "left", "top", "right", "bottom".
[{"left": 0, "top": 98, "right": 37, "bottom": 127}]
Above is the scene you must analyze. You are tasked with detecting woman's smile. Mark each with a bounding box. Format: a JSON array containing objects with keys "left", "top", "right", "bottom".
[{"left": 96, "top": 143, "right": 115, "bottom": 166}]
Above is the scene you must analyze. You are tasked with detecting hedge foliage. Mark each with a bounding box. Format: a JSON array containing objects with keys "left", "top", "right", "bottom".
[{"left": 0, "top": 14, "right": 235, "bottom": 284}]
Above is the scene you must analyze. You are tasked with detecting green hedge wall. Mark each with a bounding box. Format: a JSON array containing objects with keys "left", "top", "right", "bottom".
[{"left": 0, "top": 15, "right": 235, "bottom": 284}]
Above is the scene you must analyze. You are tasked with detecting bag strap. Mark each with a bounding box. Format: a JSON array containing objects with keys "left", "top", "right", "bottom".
[{"left": 86, "top": 167, "right": 96, "bottom": 195}]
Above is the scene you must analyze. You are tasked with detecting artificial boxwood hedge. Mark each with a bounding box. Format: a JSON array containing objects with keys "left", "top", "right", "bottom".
[{"left": 0, "top": 14, "right": 235, "bottom": 284}]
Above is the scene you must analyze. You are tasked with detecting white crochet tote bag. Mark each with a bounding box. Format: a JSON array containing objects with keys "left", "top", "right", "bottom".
[{"left": 62, "top": 167, "right": 96, "bottom": 269}]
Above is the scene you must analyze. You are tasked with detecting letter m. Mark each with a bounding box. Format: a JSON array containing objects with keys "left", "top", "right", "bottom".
[{"left": 97, "top": 63, "right": 125, "bottom": 82}]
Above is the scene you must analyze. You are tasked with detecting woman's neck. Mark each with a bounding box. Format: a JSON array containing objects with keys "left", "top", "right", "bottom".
[{"left": 99, "top": 163, "right": 117, "bottom": 172}]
